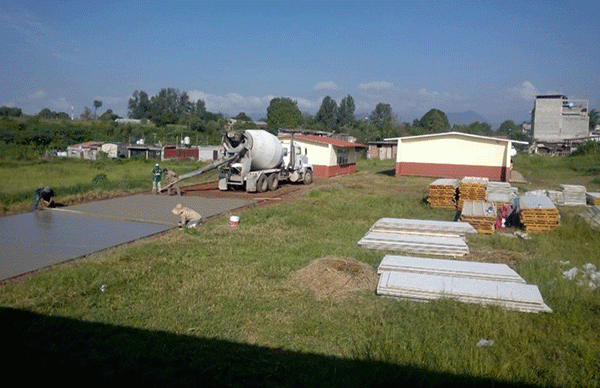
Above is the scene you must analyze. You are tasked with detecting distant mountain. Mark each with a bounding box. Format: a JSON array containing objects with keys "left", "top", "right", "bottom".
[{"left": 446, "top": 111, "right": 487, "bottom": 126}]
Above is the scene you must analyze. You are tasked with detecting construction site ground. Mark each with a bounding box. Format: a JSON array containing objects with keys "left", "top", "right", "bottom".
[{"left": 0, "top": 181, "right": 309, "bottom": 281}]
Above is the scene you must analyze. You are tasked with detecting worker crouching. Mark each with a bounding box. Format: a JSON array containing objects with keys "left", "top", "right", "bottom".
[
  {"left": 172, "top": 203, "right": 202, "bottom": 228},
  {"left": 33, "top": 186, "right": 55, "bottom": 211}
]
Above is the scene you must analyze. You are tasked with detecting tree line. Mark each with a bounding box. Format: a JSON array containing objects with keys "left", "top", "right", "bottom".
[
  {"left": 7, "top": 86, "right": 600, "bottom": 159},
  {"left": 265, "top": 96, "right": 533, "bottom": 143}
]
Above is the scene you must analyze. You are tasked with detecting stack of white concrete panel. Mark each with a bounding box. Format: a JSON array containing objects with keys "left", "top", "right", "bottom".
[
  {"left": 358, "top": 232, "right": 469, "bottom": 256},
  {"left": 377, "top": 255, "right": 525, "bottom": 283},
  {"left": 458, "top": 177, "right": 489, "bottom": 209},
  {"left": 427, "top": 179, "right": 459, "bottom": 209},
  {"left": 546, "top": 190, "right": 565, "bottom": 206},
  {"left": 459, "top": 201, "right": 497, "bottom": 234},
  {"left": 517, "top": 195, "right": 560, "bottom": 232},
  {"left": 580, "top": 206, "right": 600, "bottom": 230},
  {"left": 485, "top": 182, "right": 517, "bottom": 206},
  {"left": 586, "top": 193, "right": 600, "bottom": 206},
  {"left": 560, "top": 184, "right": 587, "bottom": 206},
  {"left": 368, "top": 218, "right": 477, "bottom": 239},
  {"left": 376, "top": 255, "right": 552, "bottom": 313}
]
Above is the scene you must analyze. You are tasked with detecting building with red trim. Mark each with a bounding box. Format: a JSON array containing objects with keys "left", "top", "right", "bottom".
[
  {"left": 386, "top": 132, "right": 527, "bottom": 182},
  {"left": 279, "top": 134, "right": 366, "bottom": 178}
]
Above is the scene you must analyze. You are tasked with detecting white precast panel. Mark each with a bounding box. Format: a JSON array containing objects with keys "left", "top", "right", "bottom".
[{"left": 245, "top": 130, "right": 284, "bottom": 170}]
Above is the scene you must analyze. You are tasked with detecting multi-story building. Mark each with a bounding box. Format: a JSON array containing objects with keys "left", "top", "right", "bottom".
[{"left": 532, "top": 95, "right": 589, "bottom": 142}]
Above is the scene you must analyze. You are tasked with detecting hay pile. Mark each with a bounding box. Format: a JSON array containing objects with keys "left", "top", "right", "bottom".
[{"left": 288, "top": 257, "right": 378, "bottom": 301}]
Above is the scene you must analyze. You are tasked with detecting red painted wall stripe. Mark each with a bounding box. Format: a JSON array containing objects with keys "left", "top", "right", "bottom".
[
  {"left": 313, "top": 164, "right": 357, "bottom": 178},
  {"left": 395, "top": 162, "right": 510, "bottom": 182}
]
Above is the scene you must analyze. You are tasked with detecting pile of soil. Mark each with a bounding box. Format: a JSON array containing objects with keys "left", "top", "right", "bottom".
[{"left": 288, "top": 256, "right": 378, "bottom": 301}]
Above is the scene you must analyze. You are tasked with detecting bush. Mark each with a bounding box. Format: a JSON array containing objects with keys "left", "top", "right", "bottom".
[
  {"left": 570, "top": 141, "right": 600, "bottom": 157},
  {"left": 92, "top": 173, "right": 108, "bottom": 186}
]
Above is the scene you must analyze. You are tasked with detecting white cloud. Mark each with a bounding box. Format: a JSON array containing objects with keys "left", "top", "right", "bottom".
[
  {"left": 417, "top": 88, "right": 469, "bottom": 102},
  {"left": 507, "top": 81, "right": 538, "bottom": 101},
  {"left": 51, "top": 97, "right": 72, "bottom": 111},
  {"left": 187, "top": 90, "right": 319, "bottom": 115},
  {"left": 314, "top": 81, "right": 339, "bottom": 91},
  {"left": 28, "top": 89, "right": 47, "bottom": 99},
  {"left": 358, "top": 81, "right": 394, "bottom": 91}
]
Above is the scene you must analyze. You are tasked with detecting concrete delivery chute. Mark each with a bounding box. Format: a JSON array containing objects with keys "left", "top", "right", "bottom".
[{"left": 173, "top": 129, "right": 313, "bottom": 193}]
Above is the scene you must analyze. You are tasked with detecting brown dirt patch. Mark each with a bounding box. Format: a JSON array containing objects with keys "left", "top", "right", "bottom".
[
  {"left": 465, "top": 247, "right": 530, "bottom": 268},
  {"left": 288, "top": 257, "right": 378, "bottom": 301}
]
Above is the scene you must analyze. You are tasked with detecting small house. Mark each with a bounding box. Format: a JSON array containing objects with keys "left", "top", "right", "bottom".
[
  {"left": 66, "top": 141, "right": 104, "bottom": 160},
  {"left": 368, "top": 141, "right": 397, "bottom": 160},
  {"left": 386, "top": 132, "right": 527, "bottom": 182},
  {"left": 279, "top": 134, "right": 366, "bottom": 178}
]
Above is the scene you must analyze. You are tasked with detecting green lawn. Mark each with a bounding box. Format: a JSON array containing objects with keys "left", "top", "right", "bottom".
[
  {"left": 0, "top": 157, "right": 215, "bottom": 213},
  {"left": 1, "top": 157, "right": 599, "bottom": 387}
]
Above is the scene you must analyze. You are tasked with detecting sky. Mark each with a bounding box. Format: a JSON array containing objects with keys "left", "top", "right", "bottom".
[{"left": 1, "top": 1, "right": 599, "bottom": 127}]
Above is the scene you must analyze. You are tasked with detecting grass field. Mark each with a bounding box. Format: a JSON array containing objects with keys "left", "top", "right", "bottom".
[
  {"left": 1, "top": 156, "right": 599, "bottom": 387},
  {"left": 0, "top": 157, "right": 216, "bottom": 214}
]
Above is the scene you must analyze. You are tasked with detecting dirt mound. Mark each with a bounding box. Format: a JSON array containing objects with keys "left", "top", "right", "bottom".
[{"left": 288, "top": 257, "right": 378, "bottom": 301}]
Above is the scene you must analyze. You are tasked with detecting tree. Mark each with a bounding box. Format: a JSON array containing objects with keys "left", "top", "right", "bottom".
[
  {"left": 93, "top": 100, "right": 102, "bottom": 119},
  {"left": 589, "top": 109, "right": 600, "bottom": 131},
  {"left": 80, "top": 107, "right": 93, "bottom": 121},
  {"left": 368, "top": 103, "right": 394, "bottom": 141},
  {"left": 128, "top": 90, "right": 152, "bottom": 120},
  {"left": 498, "top": 120, "right": 518, "bottom": 136},
  {"left": 177, "top": 92, "right": 192, "bottom": 117},
  {"left": 315, "top": 96, "right": 338, "bottom": 131},
  {"left": 369, "top": 103, "right": 393, "bottom": 128},
  {"left": 191, "top": 99, "right": 207, "bottom": 119},
  {"left": 419, "top": 109, "right": 450, "bottom": 133},
  {"left": 266, "top": 97, "right": 303, "bottom": 132},
  {"left": 99, "top": 109, "right": 119, "bottom": 121},
  {"left": 234, "top": 112, "right": 252, "bottom": 121},
  {"left": 38, "top": 108, "right": 53, "bottom": 119},
  {"left": 0, "top": 106, "right": 22, "bottom": 117},
  {"left": 338, "top": 94, "right": 356, "bottom": 127}
]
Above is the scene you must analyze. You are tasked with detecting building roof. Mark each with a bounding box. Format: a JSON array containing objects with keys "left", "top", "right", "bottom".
[
  {"left": 385, "top": 131, "right": 529, "bottom": 145},
  {"left": 288, "top": 134, "right": 367, "bottom": 148},
  {"left": 68, "top": 141, "right": 104, "bottom": 149}
]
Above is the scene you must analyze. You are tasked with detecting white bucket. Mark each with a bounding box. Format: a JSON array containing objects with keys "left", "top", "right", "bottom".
[{"left": 229, "top": 215, "right": 240, "bottom": 227}]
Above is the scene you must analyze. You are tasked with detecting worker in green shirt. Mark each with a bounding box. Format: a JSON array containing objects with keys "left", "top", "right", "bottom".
[{"left": 151, "top": 163, "right": 163, "bottom": 195}]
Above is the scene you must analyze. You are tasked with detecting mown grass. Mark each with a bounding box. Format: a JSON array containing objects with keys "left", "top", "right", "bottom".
[
  {"left": 1, "top": 157, "right": 599, "bottom": 386},
  {"left": 0, "top": 157, "right": 216, "bottom": 213},
  {"left": 513, "top": 152, "right": 600, "bottom": 190}
]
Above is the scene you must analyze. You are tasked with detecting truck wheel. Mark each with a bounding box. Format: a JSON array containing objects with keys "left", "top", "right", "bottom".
[
  {"left": 257, "top": 174, "right": 268, "bottom": 193},
  {"left": 303, "top": 169, "right": 313, "bottom": 185},
  {"left": 267, "top": 174, "right": 279, "bottom": 191}
]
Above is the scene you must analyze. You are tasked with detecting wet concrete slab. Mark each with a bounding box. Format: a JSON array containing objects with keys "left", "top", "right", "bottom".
[
  {"left": 0, "top": 211, "right": 170, "bottom": 281},
  {"left": 52, "top": 194, "right": 255, "bottom": 226},
  {"left": 1, "top": 194, "right": 255, "bottom": 281}
]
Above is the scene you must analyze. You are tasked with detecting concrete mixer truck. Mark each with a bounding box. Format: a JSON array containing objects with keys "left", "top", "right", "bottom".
[{"left": 176, "top": 130, "right": 313, "bottom": 193}]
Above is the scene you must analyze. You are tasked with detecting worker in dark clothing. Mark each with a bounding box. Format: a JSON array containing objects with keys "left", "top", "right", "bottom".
[
  {"left": 152, "top": 163, "right": 163, "bottom": 195},
  {"left": 33, "top": 186, "right": 55, "bottom": 211}
]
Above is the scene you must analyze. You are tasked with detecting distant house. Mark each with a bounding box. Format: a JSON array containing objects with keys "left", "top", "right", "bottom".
[
  {"left": 198, "top": 145, "right": 222, "bottom": 161},
  {"left": 126, "top": 144, "right": 162, "bottom": 160},
  {"left": 67, "top": 141, "right": 104, "bottom": 160},
  {"left": 386, "top": 132, "right": 527, "bottom": 182},
  {"left": 279, "top": 134, "right": 366, "bottom": 178},
  {"left": 163, "top": 146, "right": 199, "bottom": 161},
  {"left": 367, "top": 141, "right": 397, "bottom": 160},
  {"left": 100, "top": 143, "right": 128, "bottom": 158}
]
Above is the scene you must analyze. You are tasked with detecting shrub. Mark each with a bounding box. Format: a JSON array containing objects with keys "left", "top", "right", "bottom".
[{"left": 92, "top": 173, "right": 109, "bottom": 186}]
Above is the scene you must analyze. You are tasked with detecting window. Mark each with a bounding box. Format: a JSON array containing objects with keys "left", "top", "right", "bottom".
[{"left": 337, "top": 149, "right": 349, "bottom": 165}]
